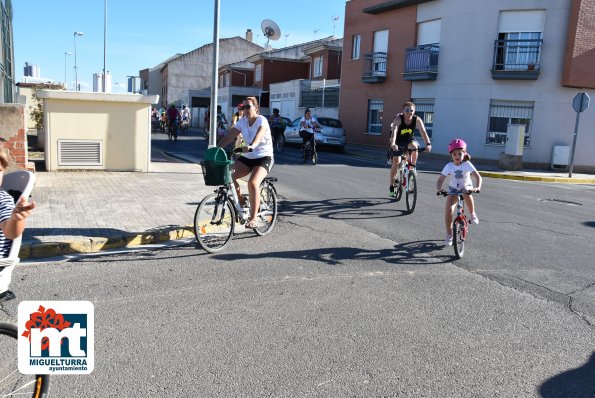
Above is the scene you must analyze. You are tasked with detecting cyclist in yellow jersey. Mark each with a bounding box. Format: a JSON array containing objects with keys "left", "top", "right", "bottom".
[{"left": 388, "top": 101, "right": 432, "bottom": 197}]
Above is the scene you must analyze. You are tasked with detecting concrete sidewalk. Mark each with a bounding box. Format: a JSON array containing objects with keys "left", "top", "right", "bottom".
[
  {"left": 21, "top": 161, "right": 210, "bottom": 259},
  {"left": 19, "top": 147, "right": 594, "bottom": 260}
]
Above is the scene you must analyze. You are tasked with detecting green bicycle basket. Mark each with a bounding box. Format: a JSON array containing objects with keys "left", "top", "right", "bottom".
[{"left": 201, "top": 147, "right": 232, "bottom": 186}]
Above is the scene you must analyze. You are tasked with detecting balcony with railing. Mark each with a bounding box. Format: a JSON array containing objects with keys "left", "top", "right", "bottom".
[
  {"left": 403, "top": 44, "right": 439, "bottom": 81},
  {"left": 362, "top": 52, "right": 387, "bottom": 83},
  {"left": 491, "top": 39, "right": 542, "bottom": 79}
]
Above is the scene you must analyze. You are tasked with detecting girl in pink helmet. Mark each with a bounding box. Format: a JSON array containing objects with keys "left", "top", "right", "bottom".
[{"left": 436, "top": 139, "right": 482, "bottom": 246}]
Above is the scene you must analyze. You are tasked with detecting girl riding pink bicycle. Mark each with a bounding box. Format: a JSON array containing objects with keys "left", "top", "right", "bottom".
[{"left": 436, "top": 139, "right": 482, "bottom": 246}]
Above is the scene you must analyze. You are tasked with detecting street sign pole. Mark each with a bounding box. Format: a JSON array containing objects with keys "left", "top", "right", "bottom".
[
  {"left": 209, "top": 0, "right": 220, "bottom": 148},
  {"left": 569, "top": 111, "right": 581, "bottom": 178},
  {"left": 569, "top": 92, "right": 590, "bottom": 178}
]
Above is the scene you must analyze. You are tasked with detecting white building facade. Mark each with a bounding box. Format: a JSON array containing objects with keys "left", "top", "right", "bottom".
[{"left": 411, "top": 0, "right": 594, "bottom": 169}]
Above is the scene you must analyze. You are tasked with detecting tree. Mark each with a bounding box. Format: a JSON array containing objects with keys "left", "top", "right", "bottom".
[{"left": 30, "top": 83, "right": 65, "bottom": 131}]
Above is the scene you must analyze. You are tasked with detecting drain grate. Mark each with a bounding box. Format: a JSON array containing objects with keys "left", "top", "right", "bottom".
[{"left": 538, "top": 198, "right": 582, "bottom": 206}]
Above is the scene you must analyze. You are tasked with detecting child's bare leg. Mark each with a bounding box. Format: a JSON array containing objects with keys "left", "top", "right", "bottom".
[
  {"left": 445, "top": 196, "right": 457, "bottom": 235},
  {"left": 463, "top": 194, "right": 475, "bottom": 215}
]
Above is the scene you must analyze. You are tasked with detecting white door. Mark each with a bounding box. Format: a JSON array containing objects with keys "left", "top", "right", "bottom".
[{"left": 281, "top": 100, "right": 295, "bottom": 120}]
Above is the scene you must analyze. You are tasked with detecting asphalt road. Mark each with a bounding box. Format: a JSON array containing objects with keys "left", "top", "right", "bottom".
[{"left": 2, "top": 131, "right": 593, "bottom": 397}]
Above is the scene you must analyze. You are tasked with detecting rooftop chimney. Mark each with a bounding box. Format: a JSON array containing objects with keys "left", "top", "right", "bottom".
[{"left": 246, "top": 29, "right": 253, "bottom": 42}]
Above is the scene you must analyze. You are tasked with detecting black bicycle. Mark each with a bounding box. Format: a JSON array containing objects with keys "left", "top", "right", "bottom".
[{"left": 300, "top": 129, "right": 317, "bottom": 165}]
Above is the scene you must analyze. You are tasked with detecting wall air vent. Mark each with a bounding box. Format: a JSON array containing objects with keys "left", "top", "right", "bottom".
[{"left": 58, "top": 140, "right": 103, "bottom": 166}]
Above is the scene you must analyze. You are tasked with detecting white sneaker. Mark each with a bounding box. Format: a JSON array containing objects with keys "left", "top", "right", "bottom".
[
  {"left": 444, "top": 235, "right": 453, "bottom": 246},
  {"left": 470, "top": 213, "right": 479, "bottom": 225}
]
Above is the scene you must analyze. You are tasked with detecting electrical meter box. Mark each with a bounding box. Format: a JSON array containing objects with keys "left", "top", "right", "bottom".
[
  {"left": 505, "top": 124, "right": 525, "bottom": 156},
  {"left": 551, "top": 145, "right": 570, "bottom": 170}
]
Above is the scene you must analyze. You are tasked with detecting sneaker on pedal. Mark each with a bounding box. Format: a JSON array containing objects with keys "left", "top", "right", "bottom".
[
  {"left": 389, "top": 185, "right": 396, "bottom": 197},
  {"left": 470, "top": 213, "right": 479, "bottom": 225},
  {"left": 444, "top": 234, "right": 453, "bottom": 246}
]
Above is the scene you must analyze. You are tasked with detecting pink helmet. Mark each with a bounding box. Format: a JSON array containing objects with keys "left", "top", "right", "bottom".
[{"left": 448, "top": 139, "right": 467, "bottom": 153}]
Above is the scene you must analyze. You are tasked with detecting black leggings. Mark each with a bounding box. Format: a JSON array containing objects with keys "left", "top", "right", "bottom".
[{"left": 300, "top": 130, "right": 314, "bottom": 145}]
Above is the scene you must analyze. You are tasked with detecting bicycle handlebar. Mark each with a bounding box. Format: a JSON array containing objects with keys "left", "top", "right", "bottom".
[
  {"left": 437, "top": 189, "right": 480, "bottom": 196},
  {"left": 232, "top": 146, "right": 253, "bottom": 154}
]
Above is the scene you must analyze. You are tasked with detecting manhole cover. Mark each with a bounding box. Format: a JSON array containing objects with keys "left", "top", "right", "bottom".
[{"left": 538, "top": 198, "right": 582, "bottom": 206}]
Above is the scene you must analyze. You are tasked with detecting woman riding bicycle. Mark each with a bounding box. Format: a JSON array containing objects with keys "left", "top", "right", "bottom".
[
  {"left": 217, "top": 96, "right": 274, "bottom": 230},
  {"left": 388, "top": 101, "right": 432, "bottom": 197}
]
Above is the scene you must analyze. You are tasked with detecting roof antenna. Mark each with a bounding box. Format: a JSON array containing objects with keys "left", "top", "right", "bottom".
[{"left": 332, "top": 16, "right": 339, "bottom": 36}]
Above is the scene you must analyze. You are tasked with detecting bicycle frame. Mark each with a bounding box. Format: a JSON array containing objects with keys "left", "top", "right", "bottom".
[
  {"left": 394, "top": 147, "right": 424, "bottom": 190},
  {"left": 453, "top": 194, "right": 469, "bottom": 239}
]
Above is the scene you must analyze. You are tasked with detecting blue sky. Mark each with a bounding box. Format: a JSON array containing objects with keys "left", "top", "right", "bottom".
[{"left": 13, "top": 0, "right": 346, "bottom": 91}]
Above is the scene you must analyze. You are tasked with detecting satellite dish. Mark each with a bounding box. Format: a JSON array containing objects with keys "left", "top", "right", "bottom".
[{"left": 261, "top": 19, "right": 281, "bottom": 43}]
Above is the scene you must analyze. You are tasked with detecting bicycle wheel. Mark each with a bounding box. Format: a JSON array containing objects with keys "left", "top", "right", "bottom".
[
  {"left": 0, "top": 318, "right": 51, "bottom": 398},
  {"left": 452, "top": 218, "right": 466, "bottom": 259},
  {"left": 193, "top": 193, "right": 235, "bottom": 253},
  {"left": 405, "top": 171, "right": 417, "bottom": 213},
  {"left": 255, "top": 183, "right": 278, "bottom": 236},
  {"left": 276, "top": 134, "right": 285, "bottom": 153}
]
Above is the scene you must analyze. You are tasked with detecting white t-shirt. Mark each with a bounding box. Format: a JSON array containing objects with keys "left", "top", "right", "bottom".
[
  {"left": 441, "top": 161, "right": 477, "bottom": 191},
  {"left": 300, "top": 116, "right": 318, "bottom": 132},
  {"left": 235, "top": 115, "right": 273, "bottom": 159}
]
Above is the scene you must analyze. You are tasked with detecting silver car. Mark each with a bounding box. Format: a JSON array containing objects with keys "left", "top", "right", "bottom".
[{"left": 284, "top": 116, "right": 346, "bottom": 151}]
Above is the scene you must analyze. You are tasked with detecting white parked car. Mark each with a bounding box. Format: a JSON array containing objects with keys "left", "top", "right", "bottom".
[{"left": 283, "top": 117, "right": 346, "bottom": 151}]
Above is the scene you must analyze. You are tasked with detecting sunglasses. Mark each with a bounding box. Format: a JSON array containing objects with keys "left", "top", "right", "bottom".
[
  {"left": 404, "top": 108, "right": 414, "bottom": 113},
  {"left": 243, "top": 104, "right": 253, "bottom": 110}
]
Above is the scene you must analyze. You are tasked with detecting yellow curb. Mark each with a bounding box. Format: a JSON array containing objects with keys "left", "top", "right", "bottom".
[
  {"left": 22, "top": 228, "right": 196, "bottom": 260},
  {"left": 125, "top": 233, "right": 155, "bottom": 247},
  {"left": 19, "top": 242, "right": 32, "bottom": 259},
  {"left": 60, "top": 240, "right": 94, "bottom": 255},
  {"left": 30, "top": 243, "right": 62, "bottom": 259},
  {"left": 91, "top": 237, "right": 127, "bottom": 252},
  {"left": 479, "top": 171, "right": 595, "bottom": 184}
]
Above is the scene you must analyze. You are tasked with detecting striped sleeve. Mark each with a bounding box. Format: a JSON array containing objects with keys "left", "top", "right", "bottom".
[{"left": 0, "top": 191, "right": 15, "bottom": 224}]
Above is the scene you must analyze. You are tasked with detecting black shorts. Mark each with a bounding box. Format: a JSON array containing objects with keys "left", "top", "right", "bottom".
[
  {"left": 390, "top": 140, "right": 418, "bottom": 157},
  {"left": 299, "top": 130, "right": 314, "bottom": 140},
  {"left": 236, "top": 156, "right": 273, "bottom": 172}
]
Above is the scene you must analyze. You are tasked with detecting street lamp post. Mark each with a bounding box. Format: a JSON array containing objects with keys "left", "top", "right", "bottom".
[
  {"left": 73, "top": 31, "right": 84, "bottom": 91},
  {"left": 64, "top": 51, "right": 72, "bottom": 90}
]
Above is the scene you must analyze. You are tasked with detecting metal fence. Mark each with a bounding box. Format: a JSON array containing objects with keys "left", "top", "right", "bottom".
[
  {"left": 404, "top": 44, "right": 439, "bottom": 73},
  {"left": 492, "top": 39, "right": 542, "bottom": 71},
  {"left": 300, "top": 86, "right": 340, "bottom": 108}
]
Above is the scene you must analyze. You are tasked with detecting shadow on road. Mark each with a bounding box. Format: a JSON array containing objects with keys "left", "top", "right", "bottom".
[
  {"left": 538, "top": 351, "right": 595, "bottom": 397},
  {"left": 211, "top": 239, "right": 451, "bottom": 266},
  {"left": 280, "top": 197, "right": 412, "bottom": 220}
]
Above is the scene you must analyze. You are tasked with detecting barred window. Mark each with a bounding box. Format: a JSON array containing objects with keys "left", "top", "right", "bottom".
[
  {"left": 486, "top": 99, "right": 533, "bottom": 146},
  {"left": 255, "top": 64, "right": 262, "bottom": 82},
  {"left": 367, "top": 99, "right": 384, "bottom": 135},
  {"left": 410, "top": 98, "right": 434, "bottom": 139}
]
